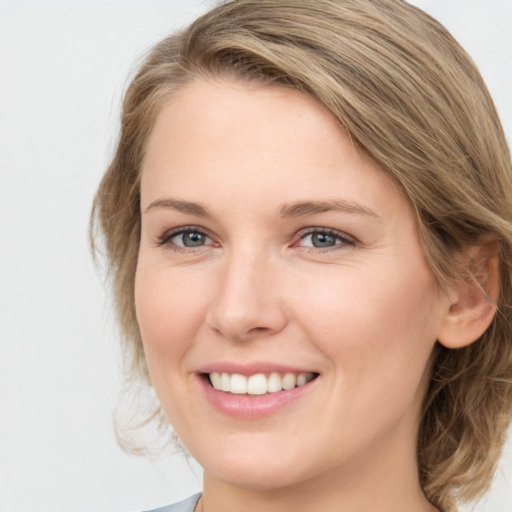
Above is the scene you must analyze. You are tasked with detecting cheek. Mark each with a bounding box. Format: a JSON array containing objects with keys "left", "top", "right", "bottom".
[
  {"left": 134, "top": 264, "right": 206, "bottom": 361},
  {"left": 296, "top": 262, "right": 438, "bottom": 339},
  {"left": 293, "top": 262, "right": 440, "bottom": 393}
]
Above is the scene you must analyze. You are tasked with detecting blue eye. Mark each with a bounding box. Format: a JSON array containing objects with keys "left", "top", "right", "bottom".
[
  {"left": 172, "top": 230, "right": 210, "bottom": 247},
  {"left": 298, "top": 229, "right": 354, "bottom": 249},
  {"left": 308, "top": 232, "right": 337, "bottom": 248},
  {"left": 157, "top": 227, "right": 214, "bottom": 250}
]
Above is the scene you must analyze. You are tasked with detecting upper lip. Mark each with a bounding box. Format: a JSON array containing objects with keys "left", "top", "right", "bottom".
[{"left": 198, "top": 361, "right": 318, "bottom": 376}]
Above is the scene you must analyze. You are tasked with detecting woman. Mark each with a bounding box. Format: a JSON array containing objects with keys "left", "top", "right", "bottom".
[{"left": 91, "top": 1, "right": 512, "bottom": 511}]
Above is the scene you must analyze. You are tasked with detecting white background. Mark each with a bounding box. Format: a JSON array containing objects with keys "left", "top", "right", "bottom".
[{"left": 0, "top": 1, "right": 510, "bottom": 511}]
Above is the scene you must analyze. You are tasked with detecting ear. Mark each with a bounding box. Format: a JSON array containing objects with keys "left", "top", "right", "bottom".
[{"left": 437, "top": 238, "right": 500, "bottom": 349}]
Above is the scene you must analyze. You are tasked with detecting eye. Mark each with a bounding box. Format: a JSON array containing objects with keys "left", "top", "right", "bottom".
[
  {"left": 296, "top": 228, "right": 355, "bottom": 250},
  {"left": 173, "top": 230, "right": 210, "bottom": 247},
  {"left": 157, "top": 227, "right": 214, "bottom": 250}
]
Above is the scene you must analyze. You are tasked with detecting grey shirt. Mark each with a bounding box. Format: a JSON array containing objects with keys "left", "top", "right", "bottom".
[{"left": 144, "top": 493, "right": 201, "bottom": 512}]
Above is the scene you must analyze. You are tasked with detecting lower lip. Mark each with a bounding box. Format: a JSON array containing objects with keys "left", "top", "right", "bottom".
[{"left": 198, "top": 375, "right": 317, "bottom": 419}]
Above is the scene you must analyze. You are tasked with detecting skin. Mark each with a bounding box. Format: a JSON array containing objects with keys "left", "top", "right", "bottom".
[{"left": 135, "top": 79, "right": 448, "bottom": 512}]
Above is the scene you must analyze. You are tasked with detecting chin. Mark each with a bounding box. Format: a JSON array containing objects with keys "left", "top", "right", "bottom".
[
  {"left": 209, "top": 463, "right": 309, "bottom": 492},
  {"left": 197, "top": 441, "right": 315, "bottom": 491}
]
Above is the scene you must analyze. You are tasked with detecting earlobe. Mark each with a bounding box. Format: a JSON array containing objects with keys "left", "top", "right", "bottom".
[{"left": 437, "top": 239, "right": 500, "bottom": 349}]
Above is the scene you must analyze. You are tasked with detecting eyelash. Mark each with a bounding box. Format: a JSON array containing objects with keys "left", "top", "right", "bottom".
[{"left": 155, "top": 226, "right": 356, "bottom": 253}]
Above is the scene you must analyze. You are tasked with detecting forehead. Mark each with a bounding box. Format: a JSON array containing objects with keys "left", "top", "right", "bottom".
[
  {"left": 140, "top": 78, "right": 409, "bottom": 224},
  {"left": 143, "top": 78, "right": 348, "bottom": 167}
]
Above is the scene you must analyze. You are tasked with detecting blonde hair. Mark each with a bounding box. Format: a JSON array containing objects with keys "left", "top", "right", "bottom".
[{"left": 91, "top": 1, "right": 512, "bottom": 510}]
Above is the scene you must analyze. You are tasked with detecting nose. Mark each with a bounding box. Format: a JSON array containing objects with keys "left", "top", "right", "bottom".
[{"left": 205, "top": 251, "right": 288, "bottom": 342}]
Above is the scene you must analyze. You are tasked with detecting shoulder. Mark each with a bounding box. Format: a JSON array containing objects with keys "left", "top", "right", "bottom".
[{"left": 142, "top": 493, "right": 202, "bottom": 512}]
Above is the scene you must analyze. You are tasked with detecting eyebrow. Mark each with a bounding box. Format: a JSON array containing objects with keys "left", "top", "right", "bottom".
[
  {"left": 144, "top": 197, "right": 380, "bottom": 219},
  {"left": 143, "top": 198, "right": 211, "bottom": 217},
  {"left": 279, "top": 200, "right": 380, "bottom": 219}
]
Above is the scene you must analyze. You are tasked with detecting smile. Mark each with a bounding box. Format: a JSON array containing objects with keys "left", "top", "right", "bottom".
[{"left": 208, "top": 372, "right": 317, "bottom": 395}]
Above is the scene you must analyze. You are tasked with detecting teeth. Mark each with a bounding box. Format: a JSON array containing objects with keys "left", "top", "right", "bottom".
[
  {"left": 208, "top": 371, "right": 315, "bottom": 395},
  {"left": 221, "top": 372, "right": 230, "bottom": 392},
  {"left": 230, "top": 374, "right": 247, "bottom": 394},
  {"left": 296, "top": 373, "right": 307, "bottom": 386},
  {"left": 247, "top": 374, "right": 267, "bottom": 395},
  {"left": 210, "top": 372, "right": 222, "bottom": 390},
  {"left": 267, "top": 372, "right": 282, "bottom": 393},
  {"left": 282, "top": 373, "right": 297, "bottom": 390}
]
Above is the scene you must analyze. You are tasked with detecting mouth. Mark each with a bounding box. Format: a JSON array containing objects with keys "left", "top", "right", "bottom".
[{"left": 205, "top": 371, "right": 318, "bottom": 395}]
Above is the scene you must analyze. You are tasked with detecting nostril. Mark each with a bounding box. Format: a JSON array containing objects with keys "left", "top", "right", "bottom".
[{"left": 249, "top": 326, "right": 270, "bottom": 333}]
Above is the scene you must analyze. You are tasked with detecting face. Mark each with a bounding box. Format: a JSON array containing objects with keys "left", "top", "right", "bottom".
[{"left": 136, "top": 79, "right": 451, "bottom": 492}]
